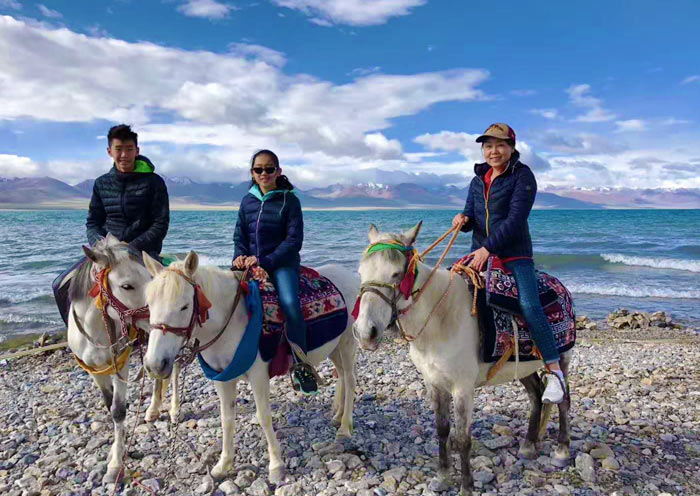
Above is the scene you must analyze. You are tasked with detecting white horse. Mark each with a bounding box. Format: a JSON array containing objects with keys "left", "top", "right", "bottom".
[
  {"left": 353, "top": 223, "right": 572, "bottom": 496},
  {"left": 67, "top": 234, "right": 178, "bottom": 483},
  {"left": 141, "top": 251, "right": 358, "bottom": 483}
]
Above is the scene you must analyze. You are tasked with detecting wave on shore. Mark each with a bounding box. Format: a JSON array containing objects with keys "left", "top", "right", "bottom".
[
  {"left": 568, "top": 282, "right": 700, "bottom": 299},
  {"left": 601, "top": 253, "right": 700, "bottom": 273}
]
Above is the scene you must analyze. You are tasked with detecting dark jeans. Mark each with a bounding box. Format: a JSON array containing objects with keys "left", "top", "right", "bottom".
[
  {"left": 271, "top": 266, "right": 307, "bottom": 355},
  {"left": 505, "top": 258, "right": 560, "bottom": 364}
]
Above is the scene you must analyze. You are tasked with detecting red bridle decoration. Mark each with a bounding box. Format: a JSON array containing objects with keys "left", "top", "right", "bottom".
[
  {"left": 149, "top": 270, "right": 212, "bottom": 342},
  {"left": 89, "top": 268, "right": 150, "bottom": 340}
]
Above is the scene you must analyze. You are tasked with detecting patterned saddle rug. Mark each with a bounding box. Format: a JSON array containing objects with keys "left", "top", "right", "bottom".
[
  {"left": 258, "top": 266, "right": 348, "bottom": 377},
  {"left": 455, "top": 255, "right": 576, "bottom": 363}
]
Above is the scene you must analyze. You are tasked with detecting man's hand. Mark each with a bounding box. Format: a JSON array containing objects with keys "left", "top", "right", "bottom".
[
  {"left": 467, "top": 247, "right": 490, "bottom": 272},
  {"left": 452, "top": 213, "right": 469, "bottom": 227}
]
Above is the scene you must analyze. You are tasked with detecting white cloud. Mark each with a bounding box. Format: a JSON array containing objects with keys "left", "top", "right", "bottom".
[
  {"left": 228, "top": 43, "right": 286, "bottom": 67},
  {"left": 566, "top": 84, "right": 616, "bottom": 122},
  {"left": 177, "top": 0, "right": 235, "bottom": 19},
  {"left": 659, "top": 117, "right": 692, "bottom": 126},
  {"left": 510, "top": 89, "right": 537, "bottom": 97},
  {"left": 615, "top": 119, "right": 647, "bottom": 132},
  {"left": 348, "top": 66, "right": 381, "bottom": 77},
  {"left": 37, "top": 4, "right": 62, "bottom": 19},
  {"left": 0, "top": 154, "right": 40, "bottom": 177},
  {"left": 681, "top": 75, "right": 700, "bottom": 85},
  {"left": 529, "top": 108, "right": 559, "bottom": 120},
  {"left": 271, "top": 0, "right": 426, "bottom": 26},
  {"left": 414, "top": 131, "right": 551, "bottom": 171},
  {"left": 0, "top": 0, "right": 21, "bottom": 10}
]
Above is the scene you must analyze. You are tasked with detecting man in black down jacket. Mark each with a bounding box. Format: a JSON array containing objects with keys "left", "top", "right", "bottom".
[{"left": 86, "top": 124, "right": 170, "bottom": 258}]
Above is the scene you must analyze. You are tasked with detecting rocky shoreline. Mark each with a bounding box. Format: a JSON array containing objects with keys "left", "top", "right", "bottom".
[{"left": 1, "top": 312, "right": 698, "bottom": 496}]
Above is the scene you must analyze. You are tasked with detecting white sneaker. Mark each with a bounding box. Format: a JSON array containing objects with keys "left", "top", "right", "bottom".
[{"left": 542, "top": 373, "right": 566, "bottom": 404}]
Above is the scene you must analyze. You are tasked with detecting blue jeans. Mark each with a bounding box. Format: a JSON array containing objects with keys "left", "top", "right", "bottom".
[
  {"left": 505, "top": 259, "right": 560, "bottom": 364},
  {"left": 271, "top": 266, "right": 307, "bottom": 354}
]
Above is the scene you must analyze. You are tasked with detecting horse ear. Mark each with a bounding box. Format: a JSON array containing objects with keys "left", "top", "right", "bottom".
[
  {"left": 83, "top": 245, "right": 109, "bottom": 267},
  {"left": 368, "top": 224, "right": 380, "bottom": 243},
  {"left": 402, "top": 221, "right": 423, "bottom": 246},
  {"left": 105, "top": 233, "right": 121, "bottom": 246},
  {"left": 183, "top": 251, "right": 199, "bottom": 278},
  {"left": 143, "top": 251, "right": 164, "bottom": 277}
]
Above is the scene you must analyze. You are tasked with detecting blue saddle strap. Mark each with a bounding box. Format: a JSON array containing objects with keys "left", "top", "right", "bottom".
[{"left": 198, "top": 280, "right": 262, "bottom": 382}]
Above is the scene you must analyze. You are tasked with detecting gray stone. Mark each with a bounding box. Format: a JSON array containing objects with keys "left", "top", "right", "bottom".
[
  {"left": 473, "top": 470, "right": 495, "bottom": 484},
  {"left": 246, "top": 478, "right": 271, "bottom": 496},
  {"left": 483, "top": 436, "right": 513, "bottom": 450},
  {"left": 575, "top": 453, "right": 596, "bottom": 483},
  {"left": 218, "top": 481, "right": 239, "bottom": 495}
]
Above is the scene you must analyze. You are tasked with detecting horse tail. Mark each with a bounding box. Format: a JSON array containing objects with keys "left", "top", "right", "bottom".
[{"left": 537, "top": 402, "right": 554, "bottom": 440}]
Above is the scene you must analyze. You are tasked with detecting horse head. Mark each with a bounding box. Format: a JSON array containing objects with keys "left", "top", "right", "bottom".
[
  {"left": 143, "top": 250, "right": 203, "bottom": 379},
  {"left": 81, "top": 233, "right": 152, "bottom": 330},
  {"left": 353, "top": 221, "right": 422, "bottom": 351}
]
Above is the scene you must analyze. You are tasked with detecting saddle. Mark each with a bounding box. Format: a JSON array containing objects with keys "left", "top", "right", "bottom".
[
  {"left": 454, "top": 255, "right": 576, "bottom": 364},
  {"left": 257, "top": 267, "right": 348, "bottom": 377}
]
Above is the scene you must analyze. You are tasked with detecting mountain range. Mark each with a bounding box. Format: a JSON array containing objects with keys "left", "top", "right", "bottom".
[{"left": 1, "top": 176, "right": 699, "bottom": 209}]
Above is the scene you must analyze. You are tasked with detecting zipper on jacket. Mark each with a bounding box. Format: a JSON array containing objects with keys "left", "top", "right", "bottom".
[{"left": 255, "top": 200, "right": 265, "bottom": 259}]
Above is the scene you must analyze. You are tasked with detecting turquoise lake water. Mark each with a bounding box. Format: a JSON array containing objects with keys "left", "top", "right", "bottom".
[{"left": 1, "top": 209, "right": 699, "bottom": 338}]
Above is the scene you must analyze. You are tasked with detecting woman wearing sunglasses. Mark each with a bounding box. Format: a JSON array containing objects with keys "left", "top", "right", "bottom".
[{"left": 232, "top": 149, "right": 318, "bottom": 394}]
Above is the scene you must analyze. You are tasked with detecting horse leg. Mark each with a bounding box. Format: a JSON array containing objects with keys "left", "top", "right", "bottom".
[
  {"left": 104, "top": 369, "right": 128, "bottom": 483},
  {"left": 169, "top": 361, "right": 181, "bottom": 423},
  {"left": 335, "top": 335, "right": 357, "bottom": 440},
  {"left": 454, "top": 389, "right": 475, "bottom": 496},
  {"left": 145, "top": 378, "right": 165, "bottom": 422},
  {"left": 329, "top": 348, "right": 344, "bottom": 427},
  {"left": 427, "top": 383, "right": 452, "bottom": 491},
  {"left": 553, "top": 353, "right": 571, "bottom": 467},
  {"left": 518, "top": 373, "right": 543, "bottom": 460},
  {"left": 91, "top": 372, "right": 114, "bottom": 413},
  {"left": 211, "top": 379, "right": 238, "bottom": 480},
  {"left": 248, "top": 363, "right": 285, "bottom": 483}
]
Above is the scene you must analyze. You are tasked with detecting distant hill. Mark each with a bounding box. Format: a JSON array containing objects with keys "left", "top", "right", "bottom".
[{"left": 2, "top": 175, "right": 699, "bottom": 209}]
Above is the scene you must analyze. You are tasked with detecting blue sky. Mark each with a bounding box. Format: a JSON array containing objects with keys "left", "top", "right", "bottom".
[{"left": 0, "top": 0, "right": 699, "bottom": 190}]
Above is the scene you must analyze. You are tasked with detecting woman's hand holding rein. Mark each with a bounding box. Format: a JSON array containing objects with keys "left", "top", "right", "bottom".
[
  {"left": 232, "top": 255, "right": 259, "bottom": 269},
  {"left": 452, "top": 213, "right": 469, "bottom": 227}
]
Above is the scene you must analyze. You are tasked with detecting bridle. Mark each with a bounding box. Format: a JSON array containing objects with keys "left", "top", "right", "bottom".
[
  {"left": 355, "top": 224, "right": 462, "bottom": 342},
  {"left": 149, "top": 268, "right": 248, "bottom": 365},
  {"left": 90, "top": 266, "right": 150, "bottom": 345}
]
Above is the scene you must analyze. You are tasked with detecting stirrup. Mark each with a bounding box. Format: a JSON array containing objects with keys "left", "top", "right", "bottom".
[{"left": 290, "top": 362, "right": 318, "bottom": 395}]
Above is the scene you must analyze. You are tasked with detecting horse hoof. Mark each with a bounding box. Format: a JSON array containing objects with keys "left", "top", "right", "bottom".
[
  {"left": 145, "top": 408, "right": 160, "bottom": 423},
  {"left": 269, "top": 466, "right": 286, "bottom": 484},
  {"left": 331, "top": 417, "right": 342, "bottom": 427},
  {"left": 518, "top": 445, "right": 537, "bottom": 460},
  {"left": 211, "top": 463, "right": 232, "bottom": 481},
  {"left": 102, "top": 467, "right": 122, "bottom": 484}
]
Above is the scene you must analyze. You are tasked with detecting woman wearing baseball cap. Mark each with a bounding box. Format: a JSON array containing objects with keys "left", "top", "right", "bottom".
[{"left": 452, "top": 123, "right": 567, "bottom": 404}]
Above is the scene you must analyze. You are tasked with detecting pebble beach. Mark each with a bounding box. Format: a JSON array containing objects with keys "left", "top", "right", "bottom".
[{"left": 1, "top": 313, "right": 698, "bottom": 496}]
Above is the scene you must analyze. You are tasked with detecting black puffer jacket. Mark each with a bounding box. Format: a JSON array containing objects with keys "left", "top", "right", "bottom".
[
  {"left": 461, "top": 151, "right": 537, "bottom": 258},
  {"left": 86, "top": 156, "right": 169, "bottom": 257},
  {"left": 233, "top": 184, "right": 303, "bottom": 273}
]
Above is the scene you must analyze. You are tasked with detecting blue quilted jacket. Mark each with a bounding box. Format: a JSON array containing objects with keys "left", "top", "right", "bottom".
[
  {"left": 460, "top": 151, "right": 537, "bottom": 258},
  {"left": 233, "top": 185, "right": 303, "bottom": 272},
  {"left": 86, "top": 156, "right": 169, "bottom": 257}
]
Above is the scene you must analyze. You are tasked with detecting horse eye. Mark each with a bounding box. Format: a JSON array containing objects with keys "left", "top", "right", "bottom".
[
  {"left": 391, "top": 272, "right": 400, "bottom": 279},
  {"left": 121, "top": 284, "right": 134, "bottom": 290},
  {"left": 181, "top": 304, "right": 189, "bottom": 311}
]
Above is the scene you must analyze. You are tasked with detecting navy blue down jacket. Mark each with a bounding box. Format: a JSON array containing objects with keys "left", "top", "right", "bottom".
[
  {"left": 233, "top": 184, "right": 303, "bottom": 272},
  {"left": 86, "top": 156, "right": 170, "bottom": 258},
  {"left": 461, "top": 150, "right": 537, "bottom": 258}
]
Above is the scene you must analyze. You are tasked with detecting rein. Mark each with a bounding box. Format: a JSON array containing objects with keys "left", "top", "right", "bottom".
[
  {"left": 357, "top": 224, "right": 462, "bottom": 341},
  {"left": 91, "top": 267, "right": 150, "bottom": 342}
]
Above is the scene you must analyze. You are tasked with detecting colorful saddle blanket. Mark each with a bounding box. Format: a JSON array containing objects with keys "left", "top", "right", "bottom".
[
  {"left": 455, "top": 255, "right": 576, "bottom": 363},
  {"left": 258, "top": 266, "right": 348, "bottom": 374}
]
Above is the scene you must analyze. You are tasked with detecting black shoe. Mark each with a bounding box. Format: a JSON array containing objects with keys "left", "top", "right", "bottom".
[{"left": 291, "top": 363, "right": 318, "bottom": 395}]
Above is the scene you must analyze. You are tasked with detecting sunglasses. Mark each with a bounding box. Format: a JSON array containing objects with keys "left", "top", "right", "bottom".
[{"left": 252, "top": 166, "right": 277, "bottom": 175}]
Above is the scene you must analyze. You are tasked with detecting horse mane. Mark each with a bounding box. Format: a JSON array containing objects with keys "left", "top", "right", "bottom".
[
  {"left": 147, "top": 260, "right": 239, "bottom": 305},
  {"left": 69, "top": 239, "right": 141, "bottom": 302}
]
